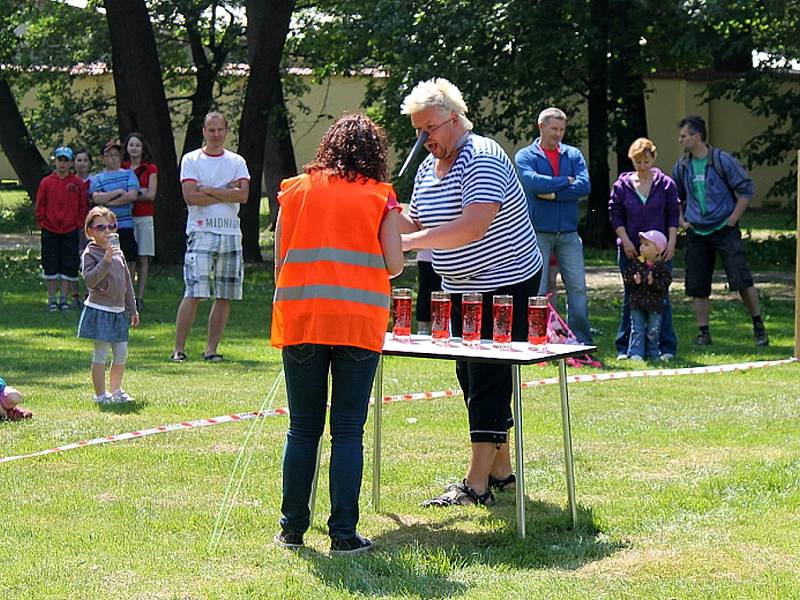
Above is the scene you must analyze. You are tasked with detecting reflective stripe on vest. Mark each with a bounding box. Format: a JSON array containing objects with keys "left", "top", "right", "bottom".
[
  {"left": 274, "top": 284, "right": 390, "bottom": 309},
  {"left": 284, "top": 247, "right": 386, "bottom": 270}
]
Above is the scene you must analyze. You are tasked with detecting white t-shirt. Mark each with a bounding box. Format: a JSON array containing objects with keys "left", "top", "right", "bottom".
[{"left": 180, "top": 148, "right": 251, "bottom": 236}]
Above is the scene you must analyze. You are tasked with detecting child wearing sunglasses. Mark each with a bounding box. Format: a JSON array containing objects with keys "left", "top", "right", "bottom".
[{"left": 77, "top": 207, "right": 140, "bottom": 404}]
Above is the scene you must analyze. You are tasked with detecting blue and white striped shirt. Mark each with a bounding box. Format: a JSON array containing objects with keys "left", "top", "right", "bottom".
[
  {"left": 89, "top": 169, "right": 140, "bottom": 229},
  {"left": 409, "top": 134, "right": 542, "bottom": 293}
]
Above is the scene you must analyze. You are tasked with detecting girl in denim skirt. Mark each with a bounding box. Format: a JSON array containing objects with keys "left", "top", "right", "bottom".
[{"left": 77, "top": 207, "right": 140, "bottom": 404}]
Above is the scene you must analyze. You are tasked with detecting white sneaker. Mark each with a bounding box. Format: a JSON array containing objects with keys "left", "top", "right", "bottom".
[
  {"left": 616, "top": 353, "right": 628, "bottom": 360},
  {"left": 111, "top": 388, "right": 134, "bottom": 403},
  {"left": 629, "top": 355, "right": 644, "bottom": 361},
  {"left": 659, "top": 353, "right": 674, "bottom": 361},
  {"left": 92, "top": 392, "right": 113, "bottom": 405}
]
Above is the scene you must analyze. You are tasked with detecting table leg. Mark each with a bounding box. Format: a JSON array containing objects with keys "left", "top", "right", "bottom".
[
  {"left": 512, "top": 364, "right": 526, "bottom": 538},
  {"left": 558, "top": 358, "right": 578, "bottom": 528},
  {"left": 372, "top": 354, "right": 383, "bottom": 511}
]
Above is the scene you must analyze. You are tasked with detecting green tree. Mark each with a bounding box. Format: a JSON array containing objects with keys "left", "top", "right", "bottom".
[
  {"left": 701, "top": 0, "right": 800, "bottom": 204},
  {"left": 104, "top": 0, "right": 183, "bottom": 263},
  {"left": 0, "top": 1, "right": 58, "bottom": 200},
  {"left": 148, "top": 0, "right": 247, "bottom": 157},
  {"left": 236, "top": 0, "right": 295, "bottom": 261}
]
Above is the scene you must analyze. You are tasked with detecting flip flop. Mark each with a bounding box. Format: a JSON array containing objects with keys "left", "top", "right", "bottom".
[
  {"left": 170, "top": 351, "right": 187, "bottom": 363},
  {"left": 202, "top": 353, "right": 224, "bottom": 362}
]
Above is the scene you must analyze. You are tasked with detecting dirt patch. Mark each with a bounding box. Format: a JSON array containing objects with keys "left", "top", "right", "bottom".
[
  {"left": 0, "top": 232, "right": 37, "bottom": 250},
  {"left": 582, "top": 266, "right": 796, "bottom": 301}
]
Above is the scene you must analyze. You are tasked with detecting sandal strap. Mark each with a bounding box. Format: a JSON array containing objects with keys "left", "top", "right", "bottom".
[{"left": 488, "top": 473, "right": 516, "bottom": 491}]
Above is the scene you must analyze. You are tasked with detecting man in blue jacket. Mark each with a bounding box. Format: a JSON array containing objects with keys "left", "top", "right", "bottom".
[
  {"left": 672, "top": 115, "right": 768, "bottom": 347},
  {"left": 515, "top": 107, "right": 593, "bottom": 345}
]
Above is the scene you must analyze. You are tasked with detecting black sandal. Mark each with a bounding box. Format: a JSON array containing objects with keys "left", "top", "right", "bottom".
[
  {"left": 421, "top": 479, "right": 495, "bottom": 507},
  {"left": 170, "top": 351, "right": 187, "bottom": 363},
  {"left": 488, "top": 473, "right": 516, "bottom": 492}
]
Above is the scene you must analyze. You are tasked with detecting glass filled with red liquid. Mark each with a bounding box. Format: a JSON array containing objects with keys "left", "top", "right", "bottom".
[
  {"left": 430, "top": 291, "right": 451, "bottom": 345},
  {"left": 392, "top": 288, "right": 412, "bottom": 342},
  {"left": 461, "top": 293, "right": 482, "bottom": 347},
  {"left": 528, "top": 296, "right": 549, "bottom": 350},
  {"left": 492, "top": 295, "right": 513, "bottom": 349}
]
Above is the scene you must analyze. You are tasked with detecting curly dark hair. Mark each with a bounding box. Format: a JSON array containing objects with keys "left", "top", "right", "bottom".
[{"left": 305, "top": 113, "right": 389, "bottom": 182}]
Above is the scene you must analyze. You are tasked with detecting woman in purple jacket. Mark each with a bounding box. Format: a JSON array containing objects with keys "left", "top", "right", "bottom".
[{"left": 609, "top": 138, "right": 680, "bottom": 360}]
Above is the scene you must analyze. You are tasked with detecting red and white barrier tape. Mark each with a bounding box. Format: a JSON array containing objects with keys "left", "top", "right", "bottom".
[
  {"left": 0, "top": 408, "right": 287, "bottom": 465},
  {"left": 2, "top": 357, "right": 796, "bottom": 464},
  {"left": 373, "top": 357, "right": 797, "bottom": 403}
]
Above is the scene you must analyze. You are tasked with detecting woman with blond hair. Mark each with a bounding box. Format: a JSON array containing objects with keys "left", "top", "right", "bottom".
[{"left": 608, "top": 137, "right": 680, "bottom": 359}]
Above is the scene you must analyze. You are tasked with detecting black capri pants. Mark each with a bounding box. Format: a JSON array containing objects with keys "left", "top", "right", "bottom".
[
  {"left": 415, "top": 260, "right": 443, "bottom": 322},
  {"left": 449, "top": 271, "right": 541, "bottom": 444}
]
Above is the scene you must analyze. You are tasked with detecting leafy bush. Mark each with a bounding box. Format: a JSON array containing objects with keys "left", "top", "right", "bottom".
[{"left": 0, "top": 192, "right": 36, "bottom": 233}]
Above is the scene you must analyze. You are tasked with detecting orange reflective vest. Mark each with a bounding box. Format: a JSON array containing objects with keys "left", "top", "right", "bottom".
[{"left": 271, "top": 171, "right": 394, "bottom": 353}]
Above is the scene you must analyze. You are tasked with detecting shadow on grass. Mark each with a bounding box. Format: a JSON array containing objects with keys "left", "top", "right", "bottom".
[
  {"left": 297, "top": 501, "right": 624, "bottom": 598},
  {"left": 98, "top": 399, "right": 146, "bottom": 414}
]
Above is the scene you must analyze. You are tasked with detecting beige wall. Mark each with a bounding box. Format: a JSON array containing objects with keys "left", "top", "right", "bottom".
[{"left": 1, "top": 73, "right": 794, "bottom": 206}]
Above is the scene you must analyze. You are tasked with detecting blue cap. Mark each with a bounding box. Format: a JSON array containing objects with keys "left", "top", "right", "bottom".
[{"left": 54, "top": 146, "right": 74, "bottom": 160}]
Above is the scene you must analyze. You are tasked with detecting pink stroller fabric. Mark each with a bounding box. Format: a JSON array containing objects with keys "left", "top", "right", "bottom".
[{"left": 546, "top": 296, "right": 601, "bottom": 368}]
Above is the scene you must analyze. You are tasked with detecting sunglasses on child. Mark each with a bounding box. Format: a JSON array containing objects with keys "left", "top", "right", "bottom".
[{"left": 92, "top": 223, "right": 118, "bottom": 232}]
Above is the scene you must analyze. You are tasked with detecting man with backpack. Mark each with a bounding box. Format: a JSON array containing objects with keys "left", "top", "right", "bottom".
[{"left": 672, "top": 115, "right": 768, "bottom": 347}]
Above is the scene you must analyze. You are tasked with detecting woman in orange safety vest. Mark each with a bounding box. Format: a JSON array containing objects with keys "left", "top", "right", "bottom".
[{"left": 271, "top": 113, "right": 404, "bottom": 555}]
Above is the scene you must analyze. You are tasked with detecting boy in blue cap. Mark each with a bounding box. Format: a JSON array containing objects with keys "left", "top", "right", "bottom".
[{"left": 35, "top": 146, "right": 88, "bottom": 310}]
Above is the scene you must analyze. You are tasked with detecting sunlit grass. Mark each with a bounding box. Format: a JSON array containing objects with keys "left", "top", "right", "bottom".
[{"left": 0, "top": 235, "right": 798, "bottom": 598}]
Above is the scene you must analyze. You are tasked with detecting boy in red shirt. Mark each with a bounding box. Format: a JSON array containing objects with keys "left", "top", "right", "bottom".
[{"left": 35, "top": 146, "right": 88, "bottom": 311}]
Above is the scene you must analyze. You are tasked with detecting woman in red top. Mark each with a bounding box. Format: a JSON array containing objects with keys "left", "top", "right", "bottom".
[{"left": 122, "top": 132, "right": 158, "bottom": 311}]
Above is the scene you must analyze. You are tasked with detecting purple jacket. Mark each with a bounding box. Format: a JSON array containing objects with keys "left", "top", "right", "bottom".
[{"left": 608, "top": 168, "right": 679, "bottom": 249}]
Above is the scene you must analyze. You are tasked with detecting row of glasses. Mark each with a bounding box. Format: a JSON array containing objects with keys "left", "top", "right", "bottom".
[{"left": 391, "top": 288, "right": 549, "bottom": 350}]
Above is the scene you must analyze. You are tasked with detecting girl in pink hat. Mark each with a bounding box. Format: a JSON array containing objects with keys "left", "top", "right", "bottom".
[{"left": 621, "top": 230, "right": 672, "bottom": 360}]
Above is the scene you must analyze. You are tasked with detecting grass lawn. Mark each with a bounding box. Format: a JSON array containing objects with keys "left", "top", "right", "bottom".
[{"left": 1, "top": 209, "right": 799, "bottom": 598}]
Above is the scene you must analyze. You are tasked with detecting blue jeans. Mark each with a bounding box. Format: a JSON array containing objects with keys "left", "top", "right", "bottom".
[
  {"left": 536, "top": 231, "right": 593, "bottom": 344},
  {"left": 280, "top": 344, "right": 379, "bottom": 540},
  {"left": 628, "top": 308, "right": 662, "bottom": 359},
  {"left": 615, "top": 250, "right": 677, "bottom": 356}
]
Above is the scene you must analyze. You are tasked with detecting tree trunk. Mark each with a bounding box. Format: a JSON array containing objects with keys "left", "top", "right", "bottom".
[
  {"left": 181, "top": 23, "right": 218, "bottom": 158},
  {"left": 104, "top": 0, "right": 182, "bottom": 263},
  {"left": 263, "top": 79, "right": 298, "bottom": 230},
  {"left": 608, "top": 0, "right": 648, "bottom": 177},
  {"left": 237, "top": 0, "right": 295, "bottom": 262},
  {"left": 0, "top": 75, "right": 49, "bottom": 202},
  {"left": 583, "top": 0, "right": 613, "bottom": 248}
]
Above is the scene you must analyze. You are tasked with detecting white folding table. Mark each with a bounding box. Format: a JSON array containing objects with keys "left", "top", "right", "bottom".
[{"left": 374, "top": 333, "right": 596, "bottom": 538}]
